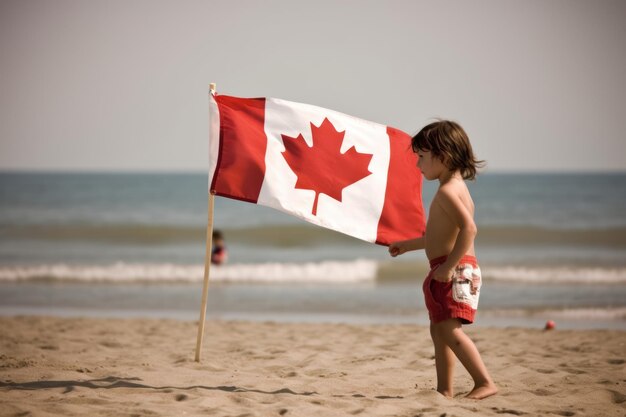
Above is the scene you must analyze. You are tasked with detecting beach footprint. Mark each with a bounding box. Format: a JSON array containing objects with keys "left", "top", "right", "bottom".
[
  {"left": 491, "top": 408, "right": 526, "bottom": 415},
  {"left": 529, "top": 388, "right": 555, "bottom": 396},
  {"left": 608, "top": 389, "right": 626, "bottom": 404}
]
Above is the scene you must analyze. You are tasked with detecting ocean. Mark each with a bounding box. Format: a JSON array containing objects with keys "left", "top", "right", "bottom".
[{"left": 0, "top": 172, "right": 625, "bottom": 329}]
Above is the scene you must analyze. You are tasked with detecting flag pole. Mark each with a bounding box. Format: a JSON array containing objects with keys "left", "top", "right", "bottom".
[{"left": 195, "top": 82, "right": 217, "bottom": 362}]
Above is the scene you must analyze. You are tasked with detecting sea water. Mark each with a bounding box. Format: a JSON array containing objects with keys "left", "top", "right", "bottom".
[{"left": 0, "top": 172, "right": 624, "bottom": 329}]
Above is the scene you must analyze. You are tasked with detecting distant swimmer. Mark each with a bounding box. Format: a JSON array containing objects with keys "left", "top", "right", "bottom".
[{"left": 211, "top": 230, "right": 228, "bottom": 265}]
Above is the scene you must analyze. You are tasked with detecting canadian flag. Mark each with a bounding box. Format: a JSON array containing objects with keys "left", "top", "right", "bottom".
[{"left": 208, "top": 93, "right": 425, "bottom": 246}]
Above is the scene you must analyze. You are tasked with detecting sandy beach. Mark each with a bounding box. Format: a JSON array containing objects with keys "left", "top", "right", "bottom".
[{"left": 0, "top": 317, "right": 624, "bottom": 416}]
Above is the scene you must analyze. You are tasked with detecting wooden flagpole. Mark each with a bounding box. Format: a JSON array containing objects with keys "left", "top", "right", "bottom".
[{"left": 195, "top": 83, "right": 217, "bottom": 362}]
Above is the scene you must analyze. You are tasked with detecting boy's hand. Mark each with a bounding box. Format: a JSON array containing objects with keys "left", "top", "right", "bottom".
[
  {"left": 388, "top": 242, "right": 405, "bottom": 257},
  {"left": 433, "top": 264, "right": 454, "bottom": 282}
]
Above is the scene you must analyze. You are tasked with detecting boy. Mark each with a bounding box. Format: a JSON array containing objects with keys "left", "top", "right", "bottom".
[{"left": 389, "top": 120, "right": 497, "bottom": 400}]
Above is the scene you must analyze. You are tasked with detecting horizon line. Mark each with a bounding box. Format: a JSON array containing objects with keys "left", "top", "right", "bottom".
[{"left": 0, "top": 168, "right": 625, "bottom": 176}]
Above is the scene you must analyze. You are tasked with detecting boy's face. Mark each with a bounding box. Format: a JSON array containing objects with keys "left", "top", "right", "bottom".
[{"left": 416, "top": 149, "right": 445, "bottom": 180}]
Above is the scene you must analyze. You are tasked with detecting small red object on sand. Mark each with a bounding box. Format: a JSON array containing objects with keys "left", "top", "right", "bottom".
[{"left": 545, "top": 320, "right": 556, "bottom": 330}]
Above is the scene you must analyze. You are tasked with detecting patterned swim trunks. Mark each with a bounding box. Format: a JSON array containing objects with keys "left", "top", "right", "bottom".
[{"left": 422, "top": 255, "right": 482, "bottom": 324}]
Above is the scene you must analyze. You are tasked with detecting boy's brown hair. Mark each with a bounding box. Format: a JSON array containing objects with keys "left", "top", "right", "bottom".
[{"left": 411, "top": 120, "right": 485, "bottom": 180}]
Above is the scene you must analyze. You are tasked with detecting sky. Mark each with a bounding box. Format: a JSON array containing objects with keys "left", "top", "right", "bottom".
[{"left": 1, "top": 0, "right": 625, "bottom": 173}]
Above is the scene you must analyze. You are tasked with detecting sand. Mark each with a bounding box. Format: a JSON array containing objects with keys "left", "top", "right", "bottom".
[{"left": 0, "top": 316, "right": 624, "bottom": 417}]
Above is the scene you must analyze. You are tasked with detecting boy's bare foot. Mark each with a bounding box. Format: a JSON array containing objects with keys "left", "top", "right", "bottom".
[
  {"left": 437, "top": 388, "right": 453, "bottom": 398},
  {"left": 466, "top": 383, "right": 498, "bottom": 400}
]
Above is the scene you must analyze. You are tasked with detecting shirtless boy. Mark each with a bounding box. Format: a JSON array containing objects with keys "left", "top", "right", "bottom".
[{"left": 389, "top": 120, "right": 497, "bottom": 400}]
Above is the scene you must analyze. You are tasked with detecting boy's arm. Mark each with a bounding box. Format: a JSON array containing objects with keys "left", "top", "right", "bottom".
[
  {"left": 388, "top": 237, "right": 425, "bottom": 257},
  {"left": 433, "top": 187, "right": 477, "bottom": 281}
]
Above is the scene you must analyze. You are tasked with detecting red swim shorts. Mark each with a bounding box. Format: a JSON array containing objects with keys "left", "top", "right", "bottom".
[{"left": 423, "top": 255, "right": 482, "bottom": 325}]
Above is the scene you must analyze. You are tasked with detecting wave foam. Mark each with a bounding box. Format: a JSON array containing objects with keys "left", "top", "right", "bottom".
[
  {"left": 0, "top": 260, "right": 378, "bottom": 284},
  {"left": 1, "top": 262, "right": 625, "bottom": 284},
  {"left": 483, "top": 266, "right": 626, "bottom": 284}
]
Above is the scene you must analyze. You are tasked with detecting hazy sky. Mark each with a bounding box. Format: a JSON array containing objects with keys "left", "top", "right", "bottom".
[{"left": 1, "top": 0, "right": 625, "bottom": 172}]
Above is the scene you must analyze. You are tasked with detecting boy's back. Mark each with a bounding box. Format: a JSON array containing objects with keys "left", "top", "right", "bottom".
[{"left": 425, "top": 177, "right": 475, "bottom": 261}]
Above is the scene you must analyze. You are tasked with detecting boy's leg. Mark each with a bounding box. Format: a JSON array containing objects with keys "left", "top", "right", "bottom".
[
  {"left": 430, "top": 323, "right": 456, "bottom": 397},
  {"left": 435, "top": 318, "right": 498, "bottom": 399}
]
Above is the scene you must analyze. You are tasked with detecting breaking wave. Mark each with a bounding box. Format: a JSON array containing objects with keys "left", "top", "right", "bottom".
[
  {"left": 1, "top": 261, "right": 626, "bottom": 284},
  {"left": 377, "top": 261, "right": 626, "bottom": 284},
  {"left": 482, "top": 266, "right": 626, "bottom": 284},
  {"left": 0, "top": 260, "right": 378, "bottom": 284}
]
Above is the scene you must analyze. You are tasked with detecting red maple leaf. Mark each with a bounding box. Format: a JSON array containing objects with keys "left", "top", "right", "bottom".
[{"left": 281, "top": 118, "right": 373, "bottom": 216}]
